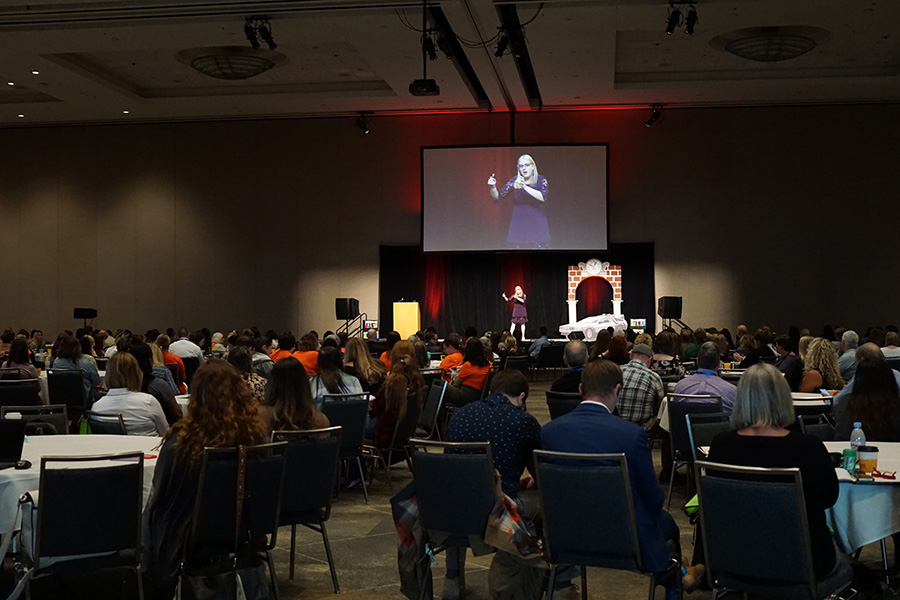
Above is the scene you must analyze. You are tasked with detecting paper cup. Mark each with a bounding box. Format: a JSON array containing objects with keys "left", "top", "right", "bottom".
[{"left": 858, "top": 446, "right": 879, "bottom": 478}]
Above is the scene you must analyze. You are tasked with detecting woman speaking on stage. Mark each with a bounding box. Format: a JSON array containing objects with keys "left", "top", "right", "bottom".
[
  {"left": 487, "top": 154, "right": 551, "bottom": 248},
  {"left": 502, "top": 285, "right": 528, "bottom": 339}
]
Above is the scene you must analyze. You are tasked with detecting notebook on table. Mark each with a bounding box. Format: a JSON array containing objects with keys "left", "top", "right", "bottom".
[{"left": 0, "top": 420, "right": 27, "bottom": 470}]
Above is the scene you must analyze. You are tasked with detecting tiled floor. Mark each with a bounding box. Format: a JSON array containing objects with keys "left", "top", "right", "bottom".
[{"left": 7, "top": 375, "right": 899, "bottom": 599}]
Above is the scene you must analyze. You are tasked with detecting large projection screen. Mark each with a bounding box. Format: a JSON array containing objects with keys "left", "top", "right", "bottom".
[{"left": 422, "top": 144, "right": 609, "bottom": 252}]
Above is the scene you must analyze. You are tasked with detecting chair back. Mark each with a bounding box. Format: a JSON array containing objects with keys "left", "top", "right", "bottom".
[
  {"left": 47, "top": 370, "right": 89, "bottom": 410},
  {"left": 410, "top": 439, "right": 496, "bottom": 543},
  {"left": 797, "top": 414, "right": 835, "bottom": 442},
  {"left": 95, "top": 357, "right": 108, "bottom": 372},
  {"left": 504, "top": 356, "right": 529, "bottom": 374},
  {"left": 417, "top": 380, "right": 446, "bottom": 439},
  {"left": 188, "top": 442, "right": 288, "bottom": 560},
  {"left": 534, "top": 450, "right": 642, "bottom": 571},
  {"left": 165, "top": 363, "right": 180, "bottom": 383},
  {"left": 545, "top": 391, "right": 582, "bottom": 420},
  {"left": 182, "top": 356, "right": 201, "bottom": 387},
  {"left": 695, "top": 461, "right": 820, "bottom": 599},
  {"left": 479, "top": 368, "right": 497, "bottom": 400},
  {"left": 886, "top": 358, "right": 900, "bottom": 374},
  {"left": 0, "top": 379, "right": 41, "bottom": 407},
  {"left": 1, "top": 404, "right": 67, "bottom": 435},
  {"left": 85, "top": 410, "right": 128, "bottom": 435},
  {"left": 667, "top": 395, "right": 722, "bottom": 461},
  {"left": 389, "top": 391, "right": 422, "bottom": 458},
  {"left": 272, "top": 427, "right": 342, "bottom": 524},
  {"left": 421, "top": 370, "right": 440, "bottom": 391},
  {"left": 322, "top": 392, "right": 369, "bottom": 403},
  {"left": 536, "top": 345, "right": 565, "bottom": 370},
  {"left": 35, "top": 452, "right": 144, "bottom": 570},
  {"left": 0, "top": 367, "right": 32, "bottom": 380},
  {"left": 321, "top": 398, "right": 368, "bottom": 458},
  {"left": 686, "top": 412, "right": 733, "bottom": 462}
]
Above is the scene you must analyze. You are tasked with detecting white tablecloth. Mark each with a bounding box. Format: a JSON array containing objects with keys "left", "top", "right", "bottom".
[
  {"left": 657, "top": 392, "right": 832, "bottom": 432},
  {"left": 824, "top": 440, "right": 900, "bottom": 552},
  {"left": 37, "top": 371, "right": 107, "bottom": 404},
  {"left": 0, "top": 435, "right": 161, "bottom": 540}
]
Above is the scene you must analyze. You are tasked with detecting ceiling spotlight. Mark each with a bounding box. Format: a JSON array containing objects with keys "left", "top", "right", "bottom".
[
  {"left": 436, "top": 36, "right": 454, "bottom": 59},
  {"left": 258, "top": 23, "right": 277, "bottom": 51},
  {"left": 122, "top": 110, "right": 130, "bottom": 114},
  {"left": 244, "top": 21, "right": 260, "bottom": 48},
  {"left": 685, "top": 7, "right": 698, "bottom": 35},
  {"left": 17, "top": 114, "right": 24, "bottom": 118},
  {"left": 645, "top": 104, "right": 662, "bottom": 127},
  {"left": 666, "top": 7, "right": 681, "bottom": 34},
  {"left": 495, "top": 32, "right": 510, "bottom": 58},
  {"left": 356, "top": 113, "right": 370, "bottom": 135},
  {"left": 7, "top": 82, "right": 14, "bottom": 86},
  {"left": 31, "top": 70, "right": 39, "bottom": 75}
]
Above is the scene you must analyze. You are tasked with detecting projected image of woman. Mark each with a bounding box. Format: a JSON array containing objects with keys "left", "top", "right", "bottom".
[
  {"left": 487, "top": 154, "right": 551, "bottom": 248},
  {"left": 502, "top": 286, "right": 528, "bottom": 339}
]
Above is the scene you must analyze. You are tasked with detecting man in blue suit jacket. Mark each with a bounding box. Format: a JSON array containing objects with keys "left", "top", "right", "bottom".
[{"left": 541, "top": 359, "right": 702, "bottom": 598}]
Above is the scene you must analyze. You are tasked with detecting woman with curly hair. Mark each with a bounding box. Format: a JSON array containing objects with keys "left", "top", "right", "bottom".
[
  {"left": 143, "top": 359, "right": 270, "bottom": 600},
  {"left": 367, "top": 341, "right": 424, "bottom": 449},
  {"left": 800, "top": 338, "right": 844, "bottom": 393}
]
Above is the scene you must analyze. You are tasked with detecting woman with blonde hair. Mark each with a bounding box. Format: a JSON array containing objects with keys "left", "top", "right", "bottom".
[
  {"left": 92, "top": 351, "right": 168, "bottom": 436},
  {"left": 344, "top": 336, "right": 386, "bottom": 394},
  {"left": 798, "top": 335, "right": 815, "bottom": 361},
  {"left": 367, "top": 340, "right": 424, "bottom": 449},
  {"left": 143, "top": 360, "right": 270, "bottom": 599},
  {"left": 487, "top": 153, "right": 551, "bottom": 249},
  {"left": 800, "top": 338, "right": 844, "bottom": 392}
]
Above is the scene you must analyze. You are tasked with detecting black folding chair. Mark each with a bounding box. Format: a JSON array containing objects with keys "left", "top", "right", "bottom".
[
  {"left": 479, "top": 368, "right": 497, "bottom": 400},
  {"left": 182, "top": 356, "right": 201, "bottom": 388},
  {"left": 409, "top": 439, "right": 497, "bottom": 600},
  {"left": 272, "top": 427, "right": 342, "bottom": 592},
  {"left": 15, "top": 452, "right": 145, "bottom": 598},
  {"left": 367, "top": 391, "right": 422, "bottom": 491},
  {"left": 47, "top": 369, "right": 90, "bottom": 428},
  {"left": 416, "top": 380, "right": 447, "bottom": 440},
  {"left": 534, "top": 450, "right": 682, "bottom": 600},
  {"left": 685, "top": 412, "right": 733, "bottom": 463},
  {"left": 183, "top": 442, "right": 288, "bottom": 600},
  {"left": 1, "top": 404, "right": 67, "bottom": 435},
  {"left": 696, "top": 461, "right": 855, "bottom": 599},
  {"left": 84, "top": 410, "right": 128, "bottom": 435},
  {"left": 545, "top": 390, "right": 582, "bottom": 420},
  {"left": 0, "top": 379, "right": 41, "bottom": 408},
  {"left": 321, "top": 397, "right": 375, "bottom": 503},
  {"left": 666, "top": 394, "right": 722, "bottom": 509},
  {"left": 798, "top": 414, "right": 836, "bottom": 441}
]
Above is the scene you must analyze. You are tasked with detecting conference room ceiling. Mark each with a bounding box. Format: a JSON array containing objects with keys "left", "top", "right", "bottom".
[{"left": 0, "top": 0, "right": 898, "bottom": 125}]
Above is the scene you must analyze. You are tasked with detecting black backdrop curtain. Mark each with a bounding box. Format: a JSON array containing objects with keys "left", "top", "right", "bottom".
[{"left": 378, "top": 243, "right": 656, "bottom": 337}]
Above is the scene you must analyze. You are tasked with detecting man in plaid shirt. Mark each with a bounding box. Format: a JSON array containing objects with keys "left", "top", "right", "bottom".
[{"left": 618, "top": 343, "right": 664, "bottom": 425}]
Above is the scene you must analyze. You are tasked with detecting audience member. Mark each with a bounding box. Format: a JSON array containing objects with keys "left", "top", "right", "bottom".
[
  {"left": 673, "top": 342, "right": 736, "bottom": 411},
  {"left": 51, "top": 334, "right": 101, "bottom": 400},
  {"left": 838, "top": 330, "right": 859, "bottom": 383},
  {"left": 93, "top": 351, "right": 168, "bottom": 436},
  {"left": 344, "top": 337, "right": 387, "bottom": 395},
  {"left": 155, "top": 334, "right": 187, "bottom": 394},
  {"left": 800, "top": 338, "right": 844, "bottom": 392},
  {"left": 132, "top": 342, "right": 183, "bottom": 425},
  {"left": 367, "top": 341, "right": 423, "bottom": 449},
  {"left": 542, "top": 360, "right": 704, "bottom": 598},
  {"left": 143, "top": 360, "right": 269, "bottom": 599},
  {"left": 28, "top": 329, "right": 44, "bottom": 351},
  {"left": 549, "top": 340, "right": 587, "bottom": 393},
  {"left": 588, "top": 329, "right": 612, "bottom": 362},
  {"left": 439, "top": 332, "right": 464, "bottom": 382},
  {"left": 834, "top": 359, "right": 900, "bottom": 442},
  {"left": 527, "top": 326, "right": 550, "bottom": 360},
  {"left": 602, "top": 335, "right": 629, "bottom": 366},
  {"left": 444, "top": 369, "right": 542, "bottom": 599},
  {"left": 228, "top": 346, "right": 268, "bottom": 403},
  {"left": 651, "top": 331, "right": 684, "bottom": 378},
  {"left": 774, "top": 334, "right": 803, "bottom": 392},
  {"left": 618, "top": 343, "right": 665, "bottom": 426},
  {"left": 259, "top": 356, "right": 329, "bottom": 432},
  {"left": 251, "top": 336, "right": 275, "bottom": 378},
  {"left": 444, "top": 337, "right": 492, "bottom": 407},
  {"left": 365, "top": 328, "right": 385, "bottom": 356},
  {"left": 293, "top": 332, "right": 320, "bottom": 375},
  {"left": 0, "top": 328, "right": 13, "bottom": 360},
  {"left": 271, "top": 332, "right": 296, "bottom": 363},
  {"left": 168, "top": 328, "right": 205, "bottom": 363},
  {"left": 379, "top": 330, "right": 401, "bottom": 372},
  {"left": 883, "top": 331, "right": 900, "bottom": 358},
  {"left": 798, "top": 335, "right": 814, "bottom": 361},
  {"left": 683, "top": 328, "right": 707, "bottom": 360},
  {"left": 707, "top": 363, "right": 840, "bottom": 580},
  {"left": 310, "top": 346, "right": 363, "bottom": 409},
  {"left": 148, "top": 342, "right": 180, "bottom": 397},
  {"left": 1, "top": 338, "right": 38, "bottom": 380}
]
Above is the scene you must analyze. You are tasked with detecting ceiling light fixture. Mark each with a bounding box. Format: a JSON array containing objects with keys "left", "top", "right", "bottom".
[
  {"left": 17, "top": 114, "right": 24, "bottom": 118},
  {"left": 31, "top": 70, "right": 39, "bottom": 75},
  {"left": 495, "top": 31, "right": 510, "bottom": 58},
  {"left": 7, "top": 82, "right": 14, "bottom": 86},
  {"left": 665, "top": 2, "right": 698, "bottom": 35},
  {"left": 684, "top": 7, "right": 698, "bottom": 35},
  {"left": 645, "top": 104, "right": 662, "bottom": 127},
  {"left": 122, "top": 110, "right": 130, "bottom": 114},
  {"left": 177, "top": 46, "right": 287, "bottom": 80},
  {"left": 436, "top": 35, "right": 453, "bottom": 59},
  {"left": 244, "top": 21, "right": 259, "bottom": 49},
  {"left": 244, "top": 16, "right": 276, "bottom": 51},
  {"left": 257, "top": 23, "right": 277, "bottom": 51},
  {"left": 355, "top": 112, "right": 370, "bottom": 135},
  {"left": 665, "top": 7, "right": 681, "bottom": 35},
  {"left": 712, "top": 26, "right": 828, "bottom": 62}
]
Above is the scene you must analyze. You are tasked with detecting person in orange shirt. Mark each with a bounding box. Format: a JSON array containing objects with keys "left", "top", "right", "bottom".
[
  {"left": 439, "top": 333, "right": 464, "bottom": 382},
  {"left": 270, "top": 332, "right": 296, "bottom": 363},
  {"left": 155, "top": 334, "right": 187, "bottom": 394},
  {"left": 379, "top": 331, "right": 401, "bottom": 373},
  {"left": 293, "top": 332, "right": 320, "bottom": 375},
  {"left": 445, "top": 338, "right": 492, "bottom": 407}
]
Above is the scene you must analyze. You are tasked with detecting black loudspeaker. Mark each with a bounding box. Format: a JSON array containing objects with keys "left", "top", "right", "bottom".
[
  {"left": 73, "top": 307, "right": 98, "bottom": 319},
  {"left": 335, "top": 298, "right": 360, "bottom": 320},
  {"left": 657, "top": 297, "right": 682, "bottom": 319}
]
